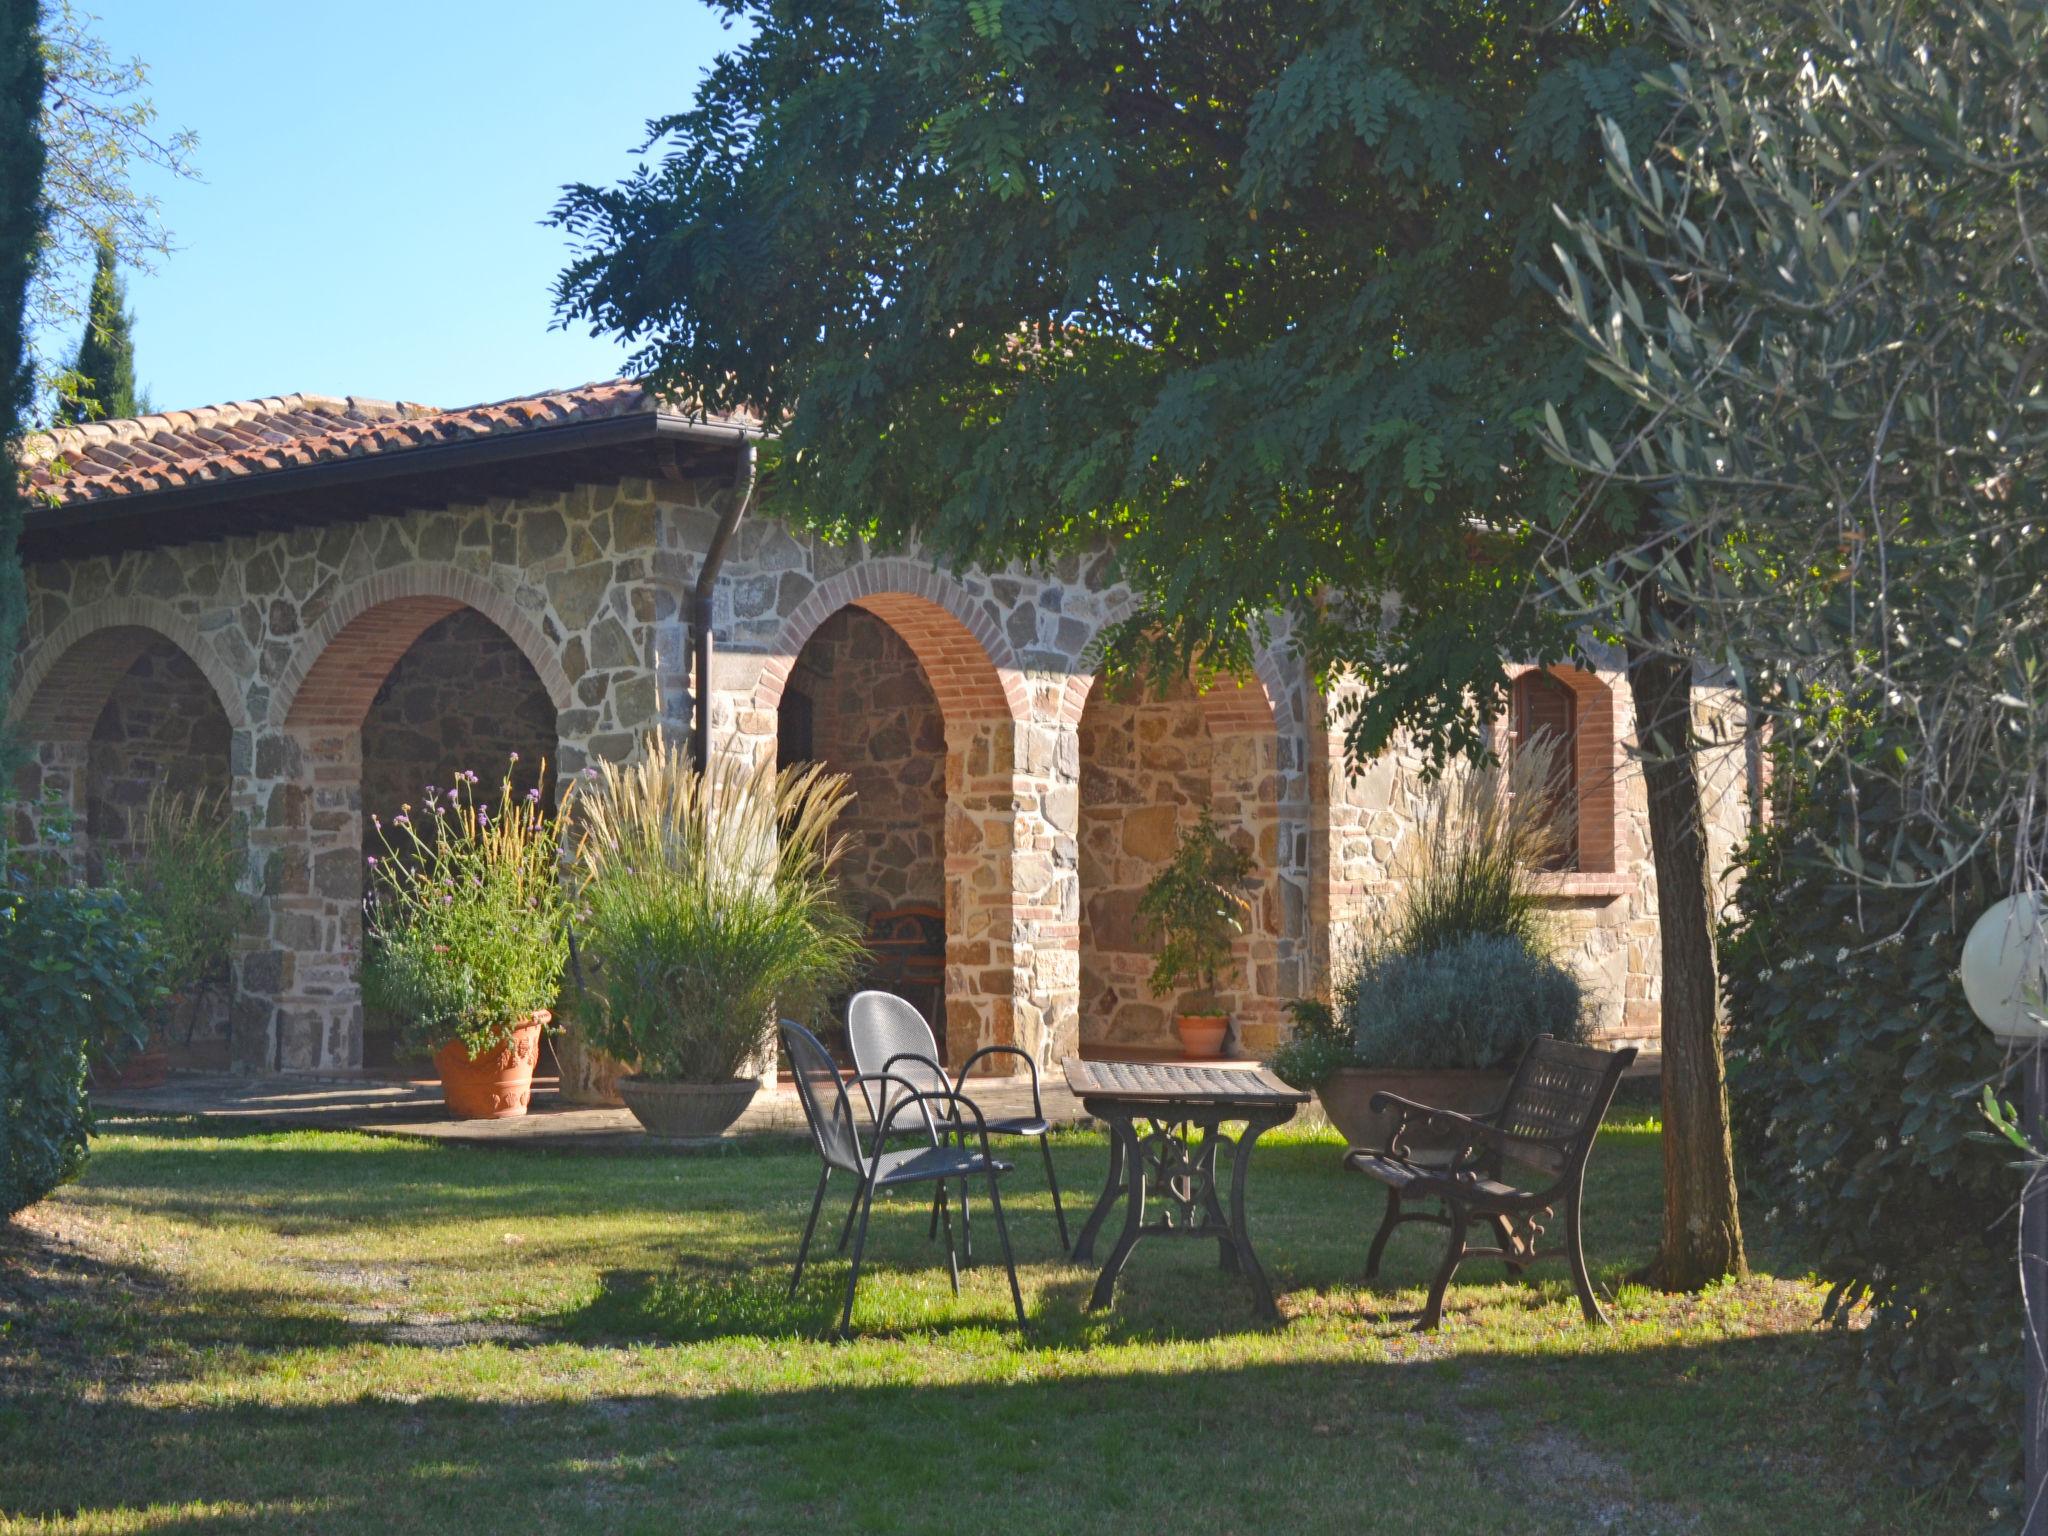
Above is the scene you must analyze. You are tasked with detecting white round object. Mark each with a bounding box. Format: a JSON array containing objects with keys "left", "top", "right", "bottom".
[{"left": 1960, "top": 894, "right": 2048, "bottom": 1043}]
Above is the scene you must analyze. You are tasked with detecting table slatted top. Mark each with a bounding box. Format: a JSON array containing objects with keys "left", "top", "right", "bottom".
[{"left": 1062, "top": 1057, "right": 1310, "bottom": 1106}]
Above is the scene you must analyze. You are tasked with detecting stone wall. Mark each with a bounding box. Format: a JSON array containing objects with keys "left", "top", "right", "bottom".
[{"left": 780, "top": 605, "right": 946, "bottom": 921}]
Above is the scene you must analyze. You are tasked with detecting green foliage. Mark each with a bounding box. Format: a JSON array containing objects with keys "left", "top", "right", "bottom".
[
  {"left": 1135, "top": 811, "right": 1253, "bottom": 1005},
  {"left": 1, "top": 849, "right": 169, "bottom": 1220},
  {"left": 570, "top": 737, "right": 863, "bottom": 1083},
  {"left": 54, "top": 239, "right": 139, "bottom": 422},
  {"left": 552, "top": 0, "right": 1664, "bottom": 751},
  {"left": 1273, "top": 935, "right": 1584, "bottom": 1084},
  {"left": 117, "top": 788, "right": 251, "bottom": 1044},
  {"left": 1723, "top": 784, "right": 2023, "bottom": 1519},
  {"left": 361, "top": 763, "right": 570, "bottom": 1062},
  {"left": 0, "top": 0, "right": 44, "bottom": 781}
]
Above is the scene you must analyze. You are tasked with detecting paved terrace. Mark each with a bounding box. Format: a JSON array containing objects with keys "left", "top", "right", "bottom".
[{"left": 90, "top": 1052, "right": 1290, "bottom": 1153}]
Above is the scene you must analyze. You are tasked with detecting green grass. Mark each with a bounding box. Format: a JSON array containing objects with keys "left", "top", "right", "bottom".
[{"left": 0, "top": 1111, "right": 1951, "bottom": 1534}]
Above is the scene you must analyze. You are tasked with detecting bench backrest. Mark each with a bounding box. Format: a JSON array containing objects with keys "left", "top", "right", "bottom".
[{"left": 1494, "top": 1036, "right": 1638, "bottom": 1178}]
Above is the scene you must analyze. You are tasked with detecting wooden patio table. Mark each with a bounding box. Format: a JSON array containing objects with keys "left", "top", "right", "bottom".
[{"left": 1063, "top": 1057, "right": 1309, "bottom": 1319}]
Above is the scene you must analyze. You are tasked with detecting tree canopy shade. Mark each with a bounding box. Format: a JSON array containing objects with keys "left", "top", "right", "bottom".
[
  {"left": 0, "top": 0, "right": 46, "bottom": 776},
  {"left": 553, "top": 0, "right": 1745, "bottom": 1288},
  {"left": 55, "top": 238, "right": 138, "bottom": 424},
  {"left": 553, "top": 0, "right": 1664, "bottom": 755}
]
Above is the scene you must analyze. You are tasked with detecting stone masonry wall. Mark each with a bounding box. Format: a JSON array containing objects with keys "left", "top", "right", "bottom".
[
  {"left": 780, "top": 605, "right": 946, "bottom": 921},
  {"left": 86, "top": 639, "right": 233, "bottom": 876}
]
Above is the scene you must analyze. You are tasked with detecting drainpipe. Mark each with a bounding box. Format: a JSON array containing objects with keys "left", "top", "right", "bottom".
[{"left": 691, "top": 436, "right": 757, "bottom": 772}]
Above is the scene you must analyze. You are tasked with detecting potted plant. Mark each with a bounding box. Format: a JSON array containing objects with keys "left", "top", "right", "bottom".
[
  {"left": 361, "top": 763, "right": 569, "bottom": 1120},
  {"left": 1272, "top": 742, "right": 1588, "bottom": 1153},
  {"left": 1276, "top": 935, "right": 1588, "bottom": 1153},
  {"left": 1136, "top": 810, "right": 1255, "bottom": 1058},
  {"left": 570, "top": 734, "right": 863, "bottom": 1140}
]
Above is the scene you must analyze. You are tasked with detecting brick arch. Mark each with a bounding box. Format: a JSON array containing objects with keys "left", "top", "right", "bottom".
[
  {"left": 8, "top": 597, "right": 250, "bottom": 741},
  {"left": 753, "top": 558, "right": 1028, "bottom": 724},
  {"left": 275, "top": 564, "right": 574, "bottom": 729},
  {"left": 1054, "top": 633, "right": 1297, "bottom": 736}
]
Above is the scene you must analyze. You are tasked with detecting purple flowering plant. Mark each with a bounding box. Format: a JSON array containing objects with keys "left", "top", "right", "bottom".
[{"left": 359, "top": 759, "right": 570, "bottom": 1061}]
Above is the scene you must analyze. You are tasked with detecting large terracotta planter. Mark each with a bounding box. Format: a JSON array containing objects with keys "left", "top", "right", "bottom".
[
  {"left": 617, "top": 1075, "right": 760, "bottom": 1139},
  {"left": 1315, "top": 1065, "right": 1513, "bottom": 1160},
  {"left": 433, "top": 1013, "right": 548, "bottom": 1121},
  {"left": 92, "top": 1044, "right": 169, "bottom": 1091},
  {"left": 1175, "top": 1014, "right": 1229, "bottom": 1059},
  {"left": 553, "top": 1025, "right": 629, "bottom": 1107}
]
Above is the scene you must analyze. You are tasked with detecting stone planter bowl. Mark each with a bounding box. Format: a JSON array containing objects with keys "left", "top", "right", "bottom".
[
  {"left": 1315, "top": 1065, "right": 1513, "bottom": 1161},
  {"left": 618, "top": 1075, "right": 761, "bottom": 1140}
]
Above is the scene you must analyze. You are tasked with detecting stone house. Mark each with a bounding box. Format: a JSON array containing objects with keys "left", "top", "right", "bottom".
[{"left": 7, "top": 382, "right": 1749, "bottom": 1075}]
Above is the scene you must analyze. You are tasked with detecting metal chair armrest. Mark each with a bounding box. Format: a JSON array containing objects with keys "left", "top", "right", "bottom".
[
  {"left": 902, "top": 1084, "right": 1000, "bottom": 1164},
  {"left": 851, "top": 1072, "right": 944, "bottom": 1153},
  {"left": 951, "top": 1044, "right": 1043, "bottom": 1120}
]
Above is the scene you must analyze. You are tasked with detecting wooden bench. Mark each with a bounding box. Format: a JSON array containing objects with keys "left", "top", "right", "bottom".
[{"left": 1344, "top": 1036, "right": 1637, "bottom": 1330}]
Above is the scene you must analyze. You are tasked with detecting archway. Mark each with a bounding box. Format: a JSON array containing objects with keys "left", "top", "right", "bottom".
[
  {"left": 1076, "top": 662, "right": 1305, "bottom": 1058},
  {"left": 268, "top": 577, "right": 571, "bottom": 1072},
  {"left": 753, "top": 567, "right": 1031, "bottom": 1069}
]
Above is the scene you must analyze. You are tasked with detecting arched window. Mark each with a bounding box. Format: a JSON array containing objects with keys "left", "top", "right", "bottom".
[{"left": 1513, "top": 668, "right": 1581, "bottom": 872}]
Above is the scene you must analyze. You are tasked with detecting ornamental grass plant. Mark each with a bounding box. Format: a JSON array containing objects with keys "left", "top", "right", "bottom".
[
  {"left": 359, "top": 761, "right": 570, "bottom": 1061},
  {"left": 568, "top": 735, "right": 863, "bottom": 1084}
]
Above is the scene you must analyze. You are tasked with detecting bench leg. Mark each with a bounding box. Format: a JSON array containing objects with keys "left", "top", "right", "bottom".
[
  {"left": 1490, "top": 1213, "right": 1528, "bottom": 1280},
  {"left": 1419, "top": 1206, "right": 1468, "bottom": 1331},
  {"left": 1364, "top": 1187, "right": 1402, "bottom": 1281},
  {"left": 1566, "top": 1189, "right": 1607, "bottom": 1326}
]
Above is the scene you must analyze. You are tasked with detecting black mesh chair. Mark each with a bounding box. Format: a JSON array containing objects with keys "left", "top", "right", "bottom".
[
  {"left": 845, "top": 989, "right": 1070, "bottom": 1255},
  {"left": 781, "top": 1019, "right": 1028, "bottom": 1334}
]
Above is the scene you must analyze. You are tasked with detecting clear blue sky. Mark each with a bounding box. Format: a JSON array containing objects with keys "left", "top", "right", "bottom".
[{"left": 65, "top": 2, "right": 743, "bottom": 413}]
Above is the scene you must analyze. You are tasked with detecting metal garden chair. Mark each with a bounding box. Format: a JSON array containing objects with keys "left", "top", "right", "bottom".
[
  {"left": 845, "top": 988, "right": 1070, "bottom": 1255},
  {"left": 780, "top": 1019, "right": 1028, "bottom": 1334},
  {"left": 1344, "top": 1035, "right": 1637, "bottom": 1330}
]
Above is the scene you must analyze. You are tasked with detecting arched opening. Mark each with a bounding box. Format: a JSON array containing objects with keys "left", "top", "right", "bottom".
[
  {"left": 6, "top": 616, "right": 245, "bottom": 1069},
  {"left": 776, "top": 607, "right": 948, "bottom": 1050},
  {"left": 754, "top": 571, "right": 1025, "bottom": 1070},
  {"left": 1078, "top": 669, "right": 1294, "bottom": 1058},
  {"left": 354, "top": 607, "right": 561, "bottom": 1068}
]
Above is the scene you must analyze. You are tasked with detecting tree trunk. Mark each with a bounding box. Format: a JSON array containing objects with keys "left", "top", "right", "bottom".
[{"left": 1628, "top": 638, "right": 1747, "bottom": 1290}]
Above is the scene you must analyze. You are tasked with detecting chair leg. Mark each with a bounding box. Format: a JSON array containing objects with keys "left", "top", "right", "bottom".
[
  {"left": 1565, "top": 1192, "right": 1608, "bottom": 1326},
  {"left": 1363, "top": 1188, "right": 1403, "bottom": 1281},
  {"left": 790, "top": 1168, "right": 830, "bottom": 1300},
  {"left": 1419, "top": 1206, "right": 1469, "bottom": 1332},
  {"left": 1039, "top": 1134, "right": 1070, "bottom": 1253},
  {"left": 957, "top": 1177, "right": 973, "bottom": 1265},
  {"left": 836, "top": 1181, "right": 863, "bottom": 1253},
  {"left": 839, "top": 1181, "right": 877, "bottom": 1336},
  {"left": 938, "top": 1183, "right": 961, "bottom": 1295},
  {"left": 929, "top": 1186, "right": 944, "bottom": 1242},
  {"left": 982, "top": 1167, "right": 1028, "bottom": 1331}
]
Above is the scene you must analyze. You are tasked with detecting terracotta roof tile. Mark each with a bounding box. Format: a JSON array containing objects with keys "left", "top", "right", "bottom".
[{"left": 24, "top": 380, "right": 743, "bottom": 507}]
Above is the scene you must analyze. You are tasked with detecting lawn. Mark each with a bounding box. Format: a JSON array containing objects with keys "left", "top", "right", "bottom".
[{"left": 0, "top": 1108, "right": 1949, "bottom": 1535}]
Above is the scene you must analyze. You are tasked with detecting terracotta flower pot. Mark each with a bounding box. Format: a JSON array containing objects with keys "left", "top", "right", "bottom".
[
  {"left": 1175, "top": 1014, "right": 1229, "bottom": 1059},
  {"left": 617, "top": 1075, "right": 761, "bottom": 1139},
  {"left": 1314, "top": 1065, "right": 1513, "bottom": 1161},
  {"left": 92, "top": 1044, "right": 169, "bottom": 1091},
  {"left": 433, "top": 1012, "right": 548, "bottom": 1121}
]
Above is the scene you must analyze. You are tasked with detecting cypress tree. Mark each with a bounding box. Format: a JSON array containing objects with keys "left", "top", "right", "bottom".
[
  {"left": 0, "top": 0, "right": 46, "bottom": 775},
  {"left": 58, "top": 238, "right": 138, "bottom": 423}
]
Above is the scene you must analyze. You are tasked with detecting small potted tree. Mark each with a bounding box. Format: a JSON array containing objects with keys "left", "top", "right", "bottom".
[
  {"left": 361, "top": 763, "right": 569, "bottom": 1120},
  {"left": 570, "top": 735, "right": 863, "bottom": 1140},
  {"left": 1136, "top": 810, "right": 1255, "bottom": 1058}
]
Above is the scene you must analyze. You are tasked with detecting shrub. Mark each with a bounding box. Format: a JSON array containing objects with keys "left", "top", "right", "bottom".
[
  {"left": 1722, "top": 792, "right": 2021, "bottom": 1516},
  {"left": 1273, "top": 935, "right": 1585, "bottom": 1085},
  {"left": 118, "top": 788, "right": 251, "bottom": 1047},
  {"left": 570, "top": 736, "right": 863, "bottom": 1083},
  {"left": 1, "top": 870, "right": 169, "bottom": 1220},
  {"left": 1136, "top": 810, "right": 1254, "bottom": 1007},
  {"left": 360, "top": 762, "right": 570, "bottom": 1061}
]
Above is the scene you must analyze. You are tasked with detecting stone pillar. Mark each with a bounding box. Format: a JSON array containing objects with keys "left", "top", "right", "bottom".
[
  {"left": 1013, "top": 713, "right": 1081, "bottom": 1068},
  {"left": 240, "top": 724, "right": 363, "bottom": 1072},
  {"left": 9, "top": 738, "right": 90, "bottom": 877}
]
